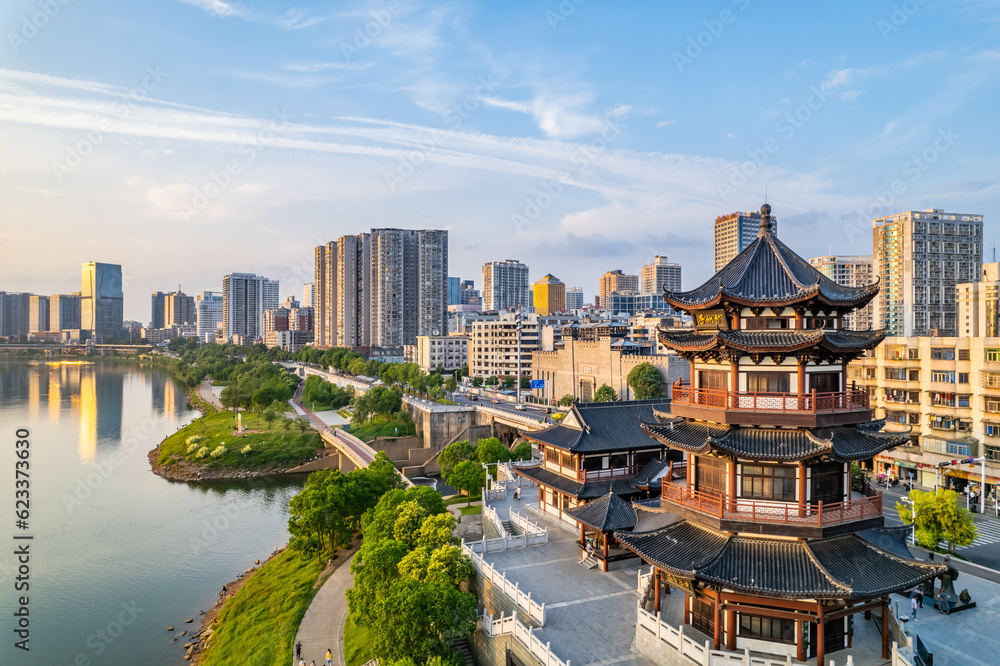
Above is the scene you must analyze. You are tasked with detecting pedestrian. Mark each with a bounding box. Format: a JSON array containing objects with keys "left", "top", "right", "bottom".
[
  {"left": 326, "top": 649, "right": 334, "bottom": 666},
  {"left": 911, "top": 593, "right": 918, "bottom": 620},
  {"left": 915, "top": 587, "right": 923, "bottom": 608},
  {"left": 295, "top": 640, "right": 302, "bottom": 660}
]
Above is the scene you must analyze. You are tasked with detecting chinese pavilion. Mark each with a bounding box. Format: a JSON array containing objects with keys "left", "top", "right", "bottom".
[{"left": 615, "top": 204, "right": 944, "bottom": 665}]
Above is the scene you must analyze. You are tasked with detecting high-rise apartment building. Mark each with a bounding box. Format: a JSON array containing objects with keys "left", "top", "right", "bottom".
[
  {"left": 460, "top": 280, "right": 481, "bottom": 306},
  {"left": 29, "top": 295, "right": 50, "bottom": 332},
  {"left": 714, "top": 210, "right": 776, "bottom": 271},
  {"left": 482, "top": 260, "right": 529, "bottom": 311},
  {"left": 302, "top": 282, "right": 314, "bottom": 308},
  {"left": 640, "top": 256, "right": 682, "bottom": 295},
  {"left": 196, "top": 291, "right": 224, "bottom": 343},
  {"left": 164, "top": 290, "right": 195, "bottom": 327},
  {"left": 598, "top": 270, "right": 638, "bottom": 308},
  {"left": 448, "top": 277, "right": 461, "bottom": 306},
  {"left": 150, "top": 291, "right": 167, "bottom": 329},
  {"left": 809, "top": 255, "right": 875, "bottom": 331},
  {"left": 565, "top": 286, "right": 584, "bottom": 311},
  {"left": 49, "top": 293, "right": 81, "bottom": 331},
  {"left": 313, "top": 229, "right": 447, "bottom": 349},
  {"left": 0, "top": 292, "right": 31, "bottom": 339},
  {"left": 533, "top": 274, "right": 566, "bottom": 315},
  {"left": 958, "top": 262, "right": 1000, "bottom": 337},
  {"left": 873, "top": 208, "right": 983, "bottom": 337},
  {"left": 222, "top": 273, "right": 278, "bottom": 342},
  {"left": 337, "top": 232, "right": 372, "bottom": 348},
  {"left": 81, "top": 262, "right": 123, "bottom": 341}
]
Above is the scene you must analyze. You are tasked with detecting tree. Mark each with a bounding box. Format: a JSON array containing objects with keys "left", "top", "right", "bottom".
[
  {"left": 897, "top": 488, "right": 977, "bottom": 552},
  {"left": 295, "top": 417, "right": 312, "bottom": 435},
  {"left": 558, "top": 394, "right": 574, "bottom": 407},
  {"left": 626, "top": 362, "right": 663, "bottom": 400},
  {"left": 520, "top": 377, "right": 531, "bottom": 389},
  {"left": 593, "top": 384, "right": 618, "bottom": 402},
  {"left": 449, "top": 460, "right": 485, "bottom": 505},
  {"left": 369, "top": 451, "right": 404, "bottom": 490},
  {"left": 444, "top": 376, "right": 457, "bottom": 393},
  {"left": 510, "top": 441, "right": 532, "bottom": 461},
  {"left": 471, "top": 376, "right": 483, "bottom": 388},
  {"left": 262, "top": 408, "right": 278, "bottom": 429},
  {"left": 474, "top": 437, "right": 511, "bottom": 465},
  {"left": 437, "top": 440, "right": 475, "bottom": 480}
]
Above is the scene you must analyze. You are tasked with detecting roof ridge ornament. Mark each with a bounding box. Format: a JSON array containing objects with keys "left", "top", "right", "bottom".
[{"left": 757, "top": 203, "right": 775, "bottom": 237}]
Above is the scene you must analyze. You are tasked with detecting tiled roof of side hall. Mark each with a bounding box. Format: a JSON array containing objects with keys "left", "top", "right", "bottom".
[
  {"left": 640, "top": 418, "right": 910, "bottom": 462},
  {"left": 564, "top": 492, "right": 638, "bottom": 531},
  {"left": 518, "top": 399, "right": 671, "bottom": 453},
  {"left": 615, "top": 519, "right": 944, "bottom": 600},
  {"left": 513, "top": 463, "right": 641, "bottom": 500},
  {"left": 662, "top": 211, "right": 879, "bottom": 312}
]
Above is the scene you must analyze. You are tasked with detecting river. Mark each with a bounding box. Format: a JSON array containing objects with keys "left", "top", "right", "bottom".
[{"left": 0, "top": 360, "right": 302, "bottom": 665}]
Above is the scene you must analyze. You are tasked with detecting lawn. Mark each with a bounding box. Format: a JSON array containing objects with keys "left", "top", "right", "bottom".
[
  {"left": 343, "top": 614, "right": 374, "bottom": 666},
  {"left": 201, "top": 549, "right": 325, "bottom": 666},
  {"left": 347, "top": 415, "right": 418, "bottom": 442},
  {"left": 459, "top": 504, "right": 482, "bottom": 516},
  {"left": 157, "top": 410, "right": 323, "bottom": 470}
]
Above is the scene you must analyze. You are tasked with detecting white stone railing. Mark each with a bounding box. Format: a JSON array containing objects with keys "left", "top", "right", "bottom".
[
  {"left": 484, "top": 487, "right": 507, "bottom": 501},
  {"left": 484, "top": 500, "right": 507, "bottom": 536},
  {"left": 509, "top": 508, "right": 546, "bottom": 538},
  {"left": 463, "top": 545, "right": 546, "bottom": 625},
  {"left": 891, "top": 642, "right": 914, "bottom": 666},
  {"left": 479, "top": 611, "right": 565, "bottom": 666}
]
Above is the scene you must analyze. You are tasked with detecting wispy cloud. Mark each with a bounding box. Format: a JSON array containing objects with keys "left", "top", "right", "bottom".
[
  {"left": 655, "top": 119, "right": 677, "bottom": 128},
  {"left": 282, "top": 60, "right": 367, "bottom": 72},
  {"left": 180, "top": 0, "right": 238, "bottom": 17},
  {"left": 179, "top": 0, "right": 325, "bottom": 31}
]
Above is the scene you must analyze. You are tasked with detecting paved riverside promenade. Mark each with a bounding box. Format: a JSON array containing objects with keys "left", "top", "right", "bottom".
[
  {"left": 481, "top": 488, "right": 1000, "bottom": 666},
  {"left": 292, "top": 551, "right": 358, "bottom": 666}
]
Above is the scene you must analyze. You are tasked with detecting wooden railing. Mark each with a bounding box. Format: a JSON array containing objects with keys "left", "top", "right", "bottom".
[
  {"left": 660, "top": 482, "right": 882, "bottom": 527},
  {"left": 579, "top": 465, "right": 639, "bottom": 482},
  {"left": 671, "top": 381, "right": 870, "bottom": 414}
]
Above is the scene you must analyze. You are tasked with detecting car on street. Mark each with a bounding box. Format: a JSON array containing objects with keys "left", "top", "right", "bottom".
[
  {"left": 492, "top": 398, "right": 500, "bottom": 404},
  {"left": 545, "top": 407, "right": 552, "bottom": 414},
  {"left": 515, "top": 403, "right": 526, "bottom": 411}
]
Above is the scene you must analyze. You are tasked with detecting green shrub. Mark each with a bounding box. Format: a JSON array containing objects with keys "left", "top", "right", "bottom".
[
  {"left": 241, "top": 444, "right": 252, "bottom": 455},
  {"left": 210, "top": 445, "right": 227, "bottom": 459},
  {"left": 196, "top": 446, "right": 210, "bottom": 459}
]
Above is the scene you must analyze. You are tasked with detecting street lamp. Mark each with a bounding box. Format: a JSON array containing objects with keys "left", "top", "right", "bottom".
[{"left": 515, "top": 311, "right": 523, "bottom": 405}]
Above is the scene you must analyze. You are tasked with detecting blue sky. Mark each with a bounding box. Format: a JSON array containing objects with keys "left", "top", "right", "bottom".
[{"left": 2, "top": 0, "right": 999, "bottom": 320}]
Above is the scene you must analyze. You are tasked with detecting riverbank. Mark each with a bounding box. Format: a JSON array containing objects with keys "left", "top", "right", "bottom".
[{"left": 148, "top": 410, "right": 329, "bottom": 482}]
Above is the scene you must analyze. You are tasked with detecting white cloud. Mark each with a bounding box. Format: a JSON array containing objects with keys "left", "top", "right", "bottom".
[
  {"left": 282, "top": 60, "right": 364, "bottom": 72},
  {"left": 655, "top": 119, "right": 676, "bottom": 128},
  {"left": 180, "top": 0, "right": 238, "bottom": 17},
  {"left": 839, "top": 90, "right": 861, "bottom": 101},
  {"left": 480, "top": 94, "right": 604, "bottom": 137}
]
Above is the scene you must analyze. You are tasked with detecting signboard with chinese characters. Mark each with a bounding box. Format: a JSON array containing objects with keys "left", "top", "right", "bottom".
[
  {"left": 530, "top": 379, "right": 545, "bottom": 389},
  {"left": 694, "top": 309, "right": 729, "bottom": 331}
]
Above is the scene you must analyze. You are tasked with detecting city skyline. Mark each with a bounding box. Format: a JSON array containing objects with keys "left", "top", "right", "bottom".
[{"left": 2, "top": 1, "right": 999, "bottom": 319}]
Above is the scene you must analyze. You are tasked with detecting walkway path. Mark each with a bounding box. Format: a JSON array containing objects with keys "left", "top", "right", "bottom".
[
  {"left": 292, "top": 383, "right": 375, "bottom": 467},
  {"left": 197, "top": 378, "right": 223, "bottom": 409},
  {"left": 293, "top": 551, "right": 358, "bottom": 666}
]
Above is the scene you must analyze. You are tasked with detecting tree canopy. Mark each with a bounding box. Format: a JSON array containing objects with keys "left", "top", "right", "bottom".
[
  {"left": 626, "top": 362, "right": 663, "bottom": 400},
  {"left": 437, "top": 440, "right": 475, "bottom": 481},
  {"left": 897, "top": 488, "right": 977, "bottom": 552},
  {"left": 558, "top": 394, "right": 574, "bottom": 407},
  {"left": 449, "top": 460, "right": 485, "bottom": 505},
  {"left": 593, "top": 384, "right": 618, "bottom": 402}
]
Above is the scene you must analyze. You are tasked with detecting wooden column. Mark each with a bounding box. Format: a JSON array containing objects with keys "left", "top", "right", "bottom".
[
  {"left": 687, "top": 454, "right": 695, "bottom": 490},
  {"left": 798, "top": 461, "right": 807, "bottom": 518},
  {"left": 602, "top": 532, "right": 608, "bottom": 572},
  {"left": 816, "top": 605, "right": 825, "bottom": 666},
  {"left": 653, "top": 569, "right": 661, "bottom": 615},
  {"left": 684, "top": 595, "right": 690, "bottom": 624},
  {"left": 730, "top": 359, "right": 739, "bottom": 397},
  {"left": 881, "top": 596, "right": 890, "bottom": 659},
  {"left": 579, "top": 524, "right": 586, "bottom": 558},
  {"left": 796, "top": 620, "right": 806, "bottom": 662},
  {"left": 713, "top": 594, "right": 722, "bottom": 650},
  {"left": 725, "top": 607, "right": 737, "bottom": 651},
  {"left": 841, "top": 362, "right": 848, "bottom": 393},
  {"left": 844, "top": 463, "right": 851, "bottom": 502},
  {"left": 797, "top": 361, "right": 806, "bottom": 397},
  {"left": 795, "top": 311, "right": 804, "bottom": 330},
  {"left": 727, "top": 458, "right": 737, "bottom": 512}
]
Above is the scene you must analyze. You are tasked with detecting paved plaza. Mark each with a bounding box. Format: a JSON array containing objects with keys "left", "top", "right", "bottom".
[{"left": 482, "top": 487, "right": 1000, "bottom": 666}]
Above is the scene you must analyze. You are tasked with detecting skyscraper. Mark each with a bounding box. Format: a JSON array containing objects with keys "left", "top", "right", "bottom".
[
  {"left": 164, "top": 290, "right": 196, "bottom": 326},
  {"left": 415, "top": 229, "right": 448, "bottom": 338},
  {"left": 565, "top": 286, "right": 584, "bottom": 311},
  {"left": 150, "top": 291, "right": 167, "bottom": 329},
  {"left": 957, "top": 262, "right": 1000, "bottom": 337},
  {"left": 448, "top": 277, "right": 461, "bottom": 306},
  {"left": 81, "top": 262, "right": 123, "bottom": 341},
  {"left": 50, "top": 293, "right": 81, "bottom": 331},
  {"left": 482, "top": 259, "right": 529, "bottom": 311},
  {"left": 29, "top": 295, "right": 50, "bottom": 332},
  {"left": 533, "top": 274, "right": 566, "bottom": 315},
  {"left": 0, "top": 292, "right": 30, "bottom": 339},
  {"left": 809, "top": 255, "right": 875, "bottom": 331},
  {"left": 302, "top": 282, "right": 314, "bottom": 308},
  {"left": 314, "top": 242, "right": 336, "bottom": 348},
  {"left": 598, "top": 269, "right": 638, "bottom": 308},
  {"left": 337, "top": 233, "right": 371, "bottom": 348},
  {"left": 460, "top": 280, "right": 481, "bottom": 306},
  {"left": 222, "top": 273, "right": 278, "bottom": 342},
  {"left": 873, "top": 208, "right": 983, "bottom": 336},
  {"left": 640, "top": 256, "right": 682, "bottom": 295},
  {"left": 196, "top": 291, "right": 224, "bottom": 343},
  {"left": 714, "top": 210, "right": 777, "bottom": 271}
]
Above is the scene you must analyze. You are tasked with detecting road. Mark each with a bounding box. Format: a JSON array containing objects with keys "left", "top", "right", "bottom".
[
  {"left": 880, "top": 484, "right": 1000, "bottom": 570},
  {"left": 449, "top": 391, "right": 559, "bottom": 424},
  {"left": 291, "top": 381, "right": 375, "bottom": 466}
]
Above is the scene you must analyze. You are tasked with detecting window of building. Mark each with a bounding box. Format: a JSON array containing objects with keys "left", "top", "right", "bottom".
[
  {"left": 984, "top": 422, "right": 1000, "bottom": 438},
  {"left": 545, "top": 447, "right": 559, "bottom": 464},
  {"left": 741, "top": 465, "right": 796, "bottom": 500},
  {"left": 931, "top": 348, "right": 955, "bottom": 360},
  {"left": 696, "top": 456, "right": 725, "bottom": 495},
  {"left": 959, "top": 349, "right": 970, "bottom": 361},
  {"left": 908, "top": 348, "right": 920, "bottom": 360},
  {"left": 909, "top": 370, "right": 920, "bottom": 381},
  {"left": 959, "top": 372, "right": 970, "bottom": 384},
  {"left": 909, "top": 413, "right": 921, "bottom": 425},
  {"left": 987, "top": 349, "right": 1000, "bottom": 362},
  {"left": 698, "top": 370, "right": 728, "bottom": 392},
  {"left": 959, "top": 395, "right": 971, "bottom": 408},
  {"left": 747, "top": 372, "right": 790, "bottom": 394},
  {"left": 739, "top": 615, "right": 795, "bottom": 644},
  {"left": 987, "top": 398, "right": 1000, "bottom": 413},
  {"left": 931, "top": 371, "right": 955, "bottom": 383},
  {"left": 986, "top": 446, "right": 1000, "bottom": 463},
  {"left": 930, "top": 416, "right": 954, "bottom": 430}
]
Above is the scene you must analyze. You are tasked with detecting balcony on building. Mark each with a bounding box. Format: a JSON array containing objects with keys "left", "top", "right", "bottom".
[{"left": 668, "top": 379, "right": 872, "bottom": 428}]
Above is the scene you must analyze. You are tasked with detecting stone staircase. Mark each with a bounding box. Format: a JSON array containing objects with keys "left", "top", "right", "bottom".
[
  {"left": 450, "top": 636, "right": 477, "bottom": 666},
  {"left": 579, "top": 555, "right": 599, "bottom": 569},
  {"left": 500, "top": 519, "right": 515, "bottom": 536}
]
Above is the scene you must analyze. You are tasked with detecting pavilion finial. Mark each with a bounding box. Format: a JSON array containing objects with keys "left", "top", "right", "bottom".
[{"left": 758, "top": 202, "right": 774, "bottom": 237}]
